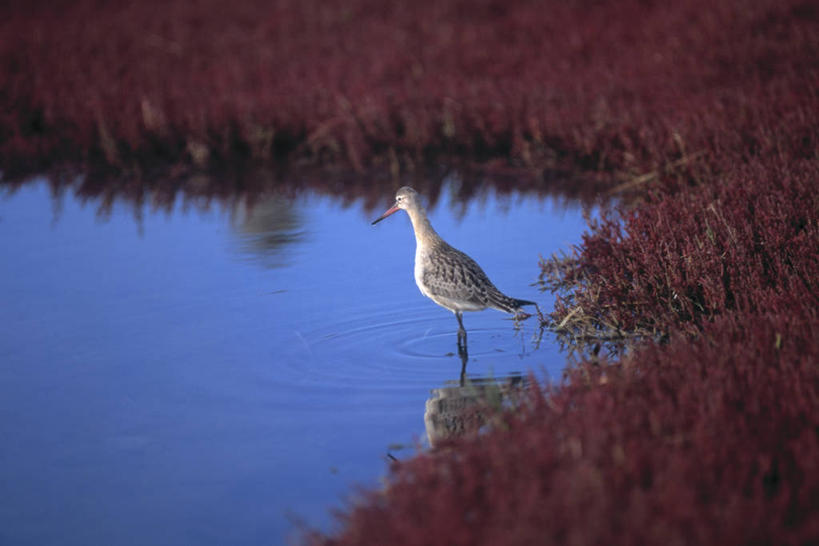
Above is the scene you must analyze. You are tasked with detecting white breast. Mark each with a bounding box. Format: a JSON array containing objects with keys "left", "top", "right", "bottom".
[{"left": 414, "top": 244, "right": 432, "bottom": 299}]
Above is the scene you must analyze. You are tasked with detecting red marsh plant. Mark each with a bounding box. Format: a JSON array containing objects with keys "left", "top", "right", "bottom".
[
  {"left": 540, "top": 156, "right": 819, "bottom": 351},
  {"left": 533, "top": 0, "right": 819, "bottom": 349},
  {"left": 304, "top": 0, "right": 819, "bottom": 543},
  {"left": 312, "top": 302, "right": 819, "bottom": 545},
  {"left": 1, "top": 0, "right": 816, "bottom": 190}
]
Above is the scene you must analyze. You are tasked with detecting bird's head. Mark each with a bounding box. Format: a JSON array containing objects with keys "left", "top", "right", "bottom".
[{"left": 372, "top": 186, "right": 419, "bottom": 225}]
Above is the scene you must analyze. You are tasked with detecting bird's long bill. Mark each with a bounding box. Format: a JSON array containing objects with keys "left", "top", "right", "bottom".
[{"left": 371, "top": 204, "right": 400, "bottom": 225}]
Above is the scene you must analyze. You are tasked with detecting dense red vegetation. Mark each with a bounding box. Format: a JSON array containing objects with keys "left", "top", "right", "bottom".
[
  {"left": 2, "top": 0, "right": 814, "bottom": 192},
  {"left": 534, "top": 0, "right": 819, "bottom": 348},
  {"left": 313, "top": 307, "right": 818, "bottom": 545},
  {"left": 303, "top": 0, "right": 817, "bottom": 544},
  {"left": 541, "top": 159, "right": 819, "bottom": 349}
]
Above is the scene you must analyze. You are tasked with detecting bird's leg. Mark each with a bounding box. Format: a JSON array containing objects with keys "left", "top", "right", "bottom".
[
  {"left": 455, "top": 311, "right": 467, "bottom": 339},
  {"left": 455, "top": 311, "right": 468, "bottom": 352}
]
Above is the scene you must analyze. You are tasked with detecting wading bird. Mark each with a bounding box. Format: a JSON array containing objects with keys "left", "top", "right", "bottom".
[{"left": 372, "top": 186, "right": 535, "bottom": 351}]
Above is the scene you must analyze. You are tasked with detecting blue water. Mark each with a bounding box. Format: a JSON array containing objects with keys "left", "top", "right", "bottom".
[{"left": 0, "top": 179, "right": 588, "bottom": 545}]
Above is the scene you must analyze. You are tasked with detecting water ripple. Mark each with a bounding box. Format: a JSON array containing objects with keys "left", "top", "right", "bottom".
[{"left": 270, "top": 301, "right": 542, "bottom": 395}]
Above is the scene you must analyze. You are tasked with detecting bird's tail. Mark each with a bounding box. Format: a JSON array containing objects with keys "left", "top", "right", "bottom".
[
  {"left": 513, "top": 298, "right": 537, "bottom": 309},
  {"left": 489, "top": 293, "right": 537, "bottom": 315}
]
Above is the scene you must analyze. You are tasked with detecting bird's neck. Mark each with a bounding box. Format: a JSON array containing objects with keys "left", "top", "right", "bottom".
[{"left": 406, "top": 206, "right": 441, "bottom": 248}]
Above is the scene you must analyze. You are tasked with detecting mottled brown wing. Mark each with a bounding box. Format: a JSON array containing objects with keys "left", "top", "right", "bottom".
[
  {"left": 422, "top": 243, "right": 533, "bottom": 313},
  {"left": 422, "top": 245, "right": 498, "bottom": 307}
]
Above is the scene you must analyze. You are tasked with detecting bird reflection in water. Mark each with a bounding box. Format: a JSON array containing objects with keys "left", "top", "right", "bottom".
[{"left": 424, "top": 346, "right": 528, "bottom": 447}]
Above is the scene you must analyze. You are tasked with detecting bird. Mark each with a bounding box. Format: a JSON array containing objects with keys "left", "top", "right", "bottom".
[{"left": 372, "top": 186, "right": 536, "bottom": 350}]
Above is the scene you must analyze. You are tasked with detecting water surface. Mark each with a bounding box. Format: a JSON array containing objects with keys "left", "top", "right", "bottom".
[{"left": 0, "top": 179, "right": 588, "bottom": 545}]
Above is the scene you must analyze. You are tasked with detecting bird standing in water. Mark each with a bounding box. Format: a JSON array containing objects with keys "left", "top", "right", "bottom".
[{"left": 372, "top": 186, "right": 536, "bottom": 352}]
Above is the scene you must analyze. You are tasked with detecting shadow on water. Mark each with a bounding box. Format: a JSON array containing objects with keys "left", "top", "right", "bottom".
[{"left": 0, "top": 172, "right": 591, "bottom": 545}]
